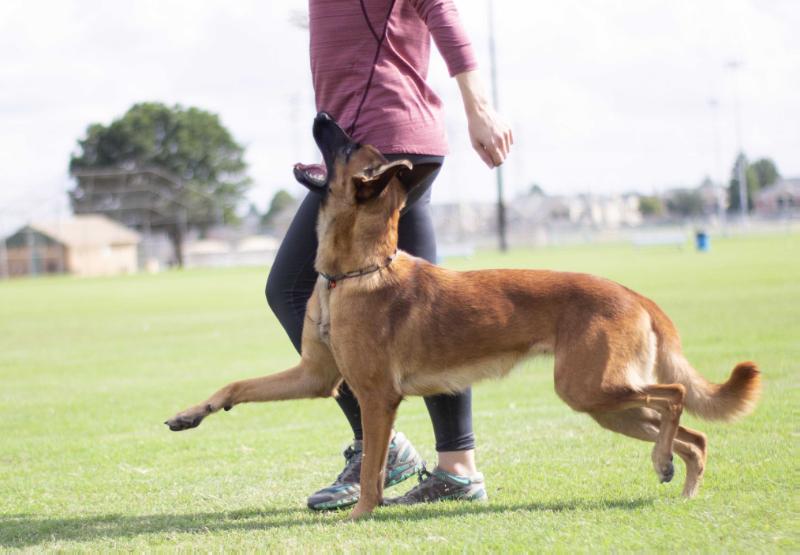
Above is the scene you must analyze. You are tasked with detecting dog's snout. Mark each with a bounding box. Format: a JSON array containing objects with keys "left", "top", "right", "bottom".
[
  {"left": 312, "top": 113, "right": 355, "bottom": 173},
  {"left": 313, "top": 112, "right": 336, "bottom": 141}
]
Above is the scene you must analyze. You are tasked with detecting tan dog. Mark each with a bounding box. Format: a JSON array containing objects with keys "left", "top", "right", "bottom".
[{"left": 166, "top": 113, "right": 761, "bottom": 519}]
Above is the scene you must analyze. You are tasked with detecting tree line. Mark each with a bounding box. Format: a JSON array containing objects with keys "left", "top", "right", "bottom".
[{"left": 638, "top": 155, "right": 780, "bottom": 218}]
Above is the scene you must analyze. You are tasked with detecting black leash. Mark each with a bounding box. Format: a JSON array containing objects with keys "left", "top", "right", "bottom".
[
  {"left": 319, "top": 253, "right": 396, "bottom": 290},
  {"left": 322, "top": 2, "right": 398, "bottom": 290},
  {"left": 346, "top": 0, "right": 397, "bottom": 136}
]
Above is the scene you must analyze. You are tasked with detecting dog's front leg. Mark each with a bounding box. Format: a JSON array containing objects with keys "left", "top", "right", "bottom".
[
  {"left": 165, "top": 358, "right": 341, "bottom": 431},
  {"left": 349, "top": 392, "right": 401, "bottom": 520}
]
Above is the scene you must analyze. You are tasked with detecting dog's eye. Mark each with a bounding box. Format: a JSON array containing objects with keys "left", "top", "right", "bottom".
[{"left": 345, "top": 143, "right": 360, "bottom": 162}]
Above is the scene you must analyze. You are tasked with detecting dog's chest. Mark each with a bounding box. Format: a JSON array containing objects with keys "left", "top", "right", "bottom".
[{"left": 317, "top": 284, "right": 332, "bottom": 344}]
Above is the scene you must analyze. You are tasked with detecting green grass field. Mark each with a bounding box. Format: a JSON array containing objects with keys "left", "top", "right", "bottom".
[{"left": 1, "top": 233, "right": 798, "bottom": 552}]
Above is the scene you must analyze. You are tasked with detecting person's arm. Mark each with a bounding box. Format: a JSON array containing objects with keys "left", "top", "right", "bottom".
[
  {"left": 411, "top": 0, "right": 513, "bottom": 168},
  {"left": 456, "top": 70, "right": 513, "bottom": 168}
]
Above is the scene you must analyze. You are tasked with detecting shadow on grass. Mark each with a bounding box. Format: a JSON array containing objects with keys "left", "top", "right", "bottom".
[{"left": 0, "top": 497, "right": 655, "bottom": 548}]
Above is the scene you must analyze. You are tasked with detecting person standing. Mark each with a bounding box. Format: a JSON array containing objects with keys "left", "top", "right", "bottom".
[{"left": 266, "top": 0, "right": 512, "bottom": 510}]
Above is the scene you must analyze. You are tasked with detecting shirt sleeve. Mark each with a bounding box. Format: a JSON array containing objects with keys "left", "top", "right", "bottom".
[{"left": 409, "top": 0, "right": 479, "bottom": 77}]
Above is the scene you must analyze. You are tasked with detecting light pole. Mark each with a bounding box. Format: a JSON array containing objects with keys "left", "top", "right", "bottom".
[
  {"left": 488, "top": 0, "right": 507, "bottom": 252},
  {"left": 0, "top": 218, "right": 8, "bottom": 279},
  {"left": 726, "top": 60, "right": 748, "bottom": 222},
  {"left": 708, "top": 98, "right": 725, "bottom": 224}
]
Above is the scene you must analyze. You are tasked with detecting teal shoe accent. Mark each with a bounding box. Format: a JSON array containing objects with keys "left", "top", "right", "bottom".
[
  {"left": 307, "top": 431, "right": 424, "bottom": 511},
  {"left": 384, "top": 467, "right": 488, "bottom": 506}
]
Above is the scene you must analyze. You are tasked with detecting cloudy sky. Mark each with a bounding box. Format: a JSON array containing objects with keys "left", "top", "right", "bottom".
[{"left": 1, "top": 0, "right": 798, "bottom": 233}]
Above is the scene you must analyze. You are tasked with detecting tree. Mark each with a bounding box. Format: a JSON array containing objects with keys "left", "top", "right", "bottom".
[
  {"left": 69, "top": 102, "right": 251, "bottom": 265},
  {"left": 749, "top": 158, "right": 780, "bottom": 190},
  {"left": 638, "top": 195, "right": 665, "bottom": 218},
  {"left": 528, "top": 183, "right": 545, "bottom": 196},
  {"left": 666, "top": 190, "right": 704, "bottom": 217},
  {"left": 727, "top": 154, "right": 780, "bottom": 213},
  {"left": 261, "top": 190, "right": 296, "bottom": 229}
]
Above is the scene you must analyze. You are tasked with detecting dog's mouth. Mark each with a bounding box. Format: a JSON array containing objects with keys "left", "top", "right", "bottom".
[{"left": 293, "top": 162, "right": 328, "bottom": 189}]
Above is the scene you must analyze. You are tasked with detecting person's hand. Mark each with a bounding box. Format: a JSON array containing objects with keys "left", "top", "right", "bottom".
[
  {"left": 455, "top": 70, "right": 513, "bottom": 168},
  {"left": 467, "top": 103, "right": 513, "bottom": 168}
]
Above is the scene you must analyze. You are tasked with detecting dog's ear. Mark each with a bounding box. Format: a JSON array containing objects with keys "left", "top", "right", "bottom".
[
  {"left": 352, "top": 159, "right": 413, "bottom": 202},
  {"left": 399, "top": 162, "right": 439, "bottom": 194}
]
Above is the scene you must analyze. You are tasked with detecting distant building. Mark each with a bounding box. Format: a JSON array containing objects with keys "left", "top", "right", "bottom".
[
  {"left": 428, "top": 192, "right": 643, "bottom": 248},
  {"left": 3, "top": 215, "right": 140, "bottom": 277},
  {"left": 184, "top": 235, "right": 280, "bottom": 268},
  {"left": 696, "top": 180, "right": 728, "bottom": 215},
  {"left": 755, "top": 178, "right": 800, "bottom": 216}
]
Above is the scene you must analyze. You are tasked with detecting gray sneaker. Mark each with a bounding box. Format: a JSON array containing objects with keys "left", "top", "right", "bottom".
[
  {"left": 384, "top": 467, "right": 488, "bottom": 505},
  {"left": 306, "top": 431, "right": 424, "bottom": 511}
]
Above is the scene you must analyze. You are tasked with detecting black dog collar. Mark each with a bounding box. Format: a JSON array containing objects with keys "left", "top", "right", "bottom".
[{"left": 320, "top": 253, "right": 396, "bottom": 290}]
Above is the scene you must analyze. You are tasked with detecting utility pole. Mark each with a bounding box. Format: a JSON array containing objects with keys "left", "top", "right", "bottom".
[
  {"left": 0, "top": 218, "right": 8, "bottom": 279},
  {"left": 727, "top": 60, "right": 748, "bottom": 223},
  {"left": 708, "top": 98, "right": 726, "bottom": 225},
  {"left": 488, "top": 0, "right": 507, "bottom": 252}
]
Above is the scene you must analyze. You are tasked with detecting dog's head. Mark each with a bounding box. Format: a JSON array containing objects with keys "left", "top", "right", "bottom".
[{"left": 293, "top": 112, "right": 414, "bottom": 218}]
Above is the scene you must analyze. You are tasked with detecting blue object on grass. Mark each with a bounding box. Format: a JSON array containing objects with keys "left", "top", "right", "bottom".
[{"left": 695, "top": 231, "right": 709, "bottom": 252}]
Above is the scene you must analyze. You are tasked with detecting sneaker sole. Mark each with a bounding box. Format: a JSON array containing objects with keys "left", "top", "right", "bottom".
[
  {"left": 386, "top": 488, "right": 488, "bottom": 506},
  {"left": 442, "top": 488, "right": 488, "bottom": 502},
  {"left": 308, "top": 457, "right": 423, "bottom": 511},
  {"left": 309, "top": 494, "right": 360, "bottom": 511}
]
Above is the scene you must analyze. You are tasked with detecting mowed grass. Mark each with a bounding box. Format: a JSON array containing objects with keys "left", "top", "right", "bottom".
[{"left": 0, "top": 233, "right": 797, "bottom": 552}]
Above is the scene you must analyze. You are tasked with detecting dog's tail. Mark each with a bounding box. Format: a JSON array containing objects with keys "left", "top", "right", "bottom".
[
  {"left": 659, "top": 354, "right": 761, "bottom": 421},
  {"left": 643, "top": 298, "right": 761, "bottom": 422}
]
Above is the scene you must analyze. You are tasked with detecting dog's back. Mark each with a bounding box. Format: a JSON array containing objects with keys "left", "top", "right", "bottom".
[
  {"left": 336, "top": 252, "right": 760, "bottom": 427},
  {"left": 341, "top": 252, "right": 656, "bottom": 395}
]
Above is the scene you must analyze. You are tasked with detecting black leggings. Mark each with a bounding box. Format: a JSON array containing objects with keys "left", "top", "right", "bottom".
[{"left": 265, "top": 154, "right": 475, "bottom": 452}]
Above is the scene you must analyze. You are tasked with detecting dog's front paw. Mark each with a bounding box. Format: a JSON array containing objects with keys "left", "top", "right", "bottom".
[{"left": 164, "top": 406, "right": 210, "bottom": 431}]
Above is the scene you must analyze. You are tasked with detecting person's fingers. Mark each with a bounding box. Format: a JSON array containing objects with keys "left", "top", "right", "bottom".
[
  {"left": 496, "top": 126, "right": 509, "bottom": 154},
  {"left": 497, "top": 133, "right": 509, "bottom": 159},
  {"left": 485, "top": 148, "right": 499, "bottom": 167},
  {"left": 493, "top": 135, "right": 508, "bottom": 164},
  {"left": 482, "top": 139, "right": 497, "bottom": 165},
  {"left": 473, "top": 129, "right": 512, "bottom": 167},
  {"left": 503, "top": 129, "right": 512, "bottom": 153},
  {"left": 488, "top": 141, "right": 503, "bottom": 166},
  {"left": 473, "top": 140, "right": 494, "bottom": 168}
]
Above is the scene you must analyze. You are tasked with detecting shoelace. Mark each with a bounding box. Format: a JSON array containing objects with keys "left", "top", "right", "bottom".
[
  {"left": 409, "top": 468, "right": 446, "bottom": 501},
  {"left": 334, "top": 445, "right": 363, "bottom": 484}
]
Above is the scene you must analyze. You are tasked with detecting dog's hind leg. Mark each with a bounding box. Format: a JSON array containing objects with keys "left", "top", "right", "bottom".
[
  {"left": 590, "top": 408, "right": 707, "bottom": 497},
  {"left": 165, "top": 339, "right": 341, "bottom": 431},
  {"left": 556, "top": 366, "right": 686, "bottom": 484},
  {"left": 674, "top": 424, "right": 707, "bottom": 498},
  {"left": 634, "top": 383, "right": 686, "bottom": 484},
  {"left": 555, "top": 325, "right": 686, "bottom": 486}
]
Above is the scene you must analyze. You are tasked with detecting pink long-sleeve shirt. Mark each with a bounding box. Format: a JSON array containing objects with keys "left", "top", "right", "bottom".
[{"left": 309, "top": 0, "right": 478, "bottom": 155}]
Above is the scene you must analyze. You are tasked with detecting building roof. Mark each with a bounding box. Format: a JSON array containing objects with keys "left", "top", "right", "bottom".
[
  {"left": 185, "top": 239, "right": 228, "bottom": 255},
  {"left": 28, "top": 215, "right": 140, "bottom": 248},
  {"left": 236, "top": 235, "right": 280, "bottom": 252},
  {"left": 757, "top": 178, "right": 800, "bottom": 197}
]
